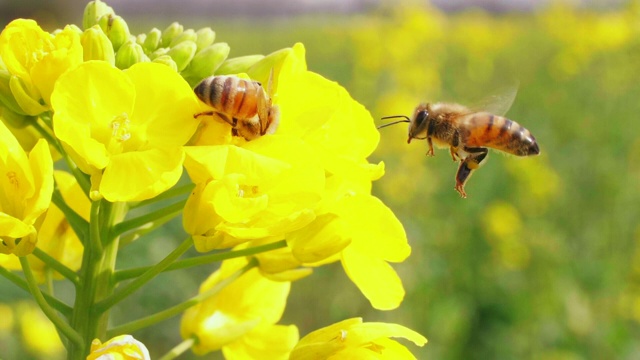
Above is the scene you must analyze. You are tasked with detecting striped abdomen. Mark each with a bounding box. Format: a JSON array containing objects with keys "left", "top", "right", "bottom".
[
  {"left": 194, "top": 76, "right": 261, "bottom": 120},
  {"left": 459, "top": 112, "right": 539, "bottom": 156}
]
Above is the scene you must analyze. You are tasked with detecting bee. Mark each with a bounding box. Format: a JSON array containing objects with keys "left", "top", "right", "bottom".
[
  {"left": 378, "top": 87, "right": 539, "bottom": 198},
  {"left": 193, "top": 72, "right": 279, "bottom": 141}
]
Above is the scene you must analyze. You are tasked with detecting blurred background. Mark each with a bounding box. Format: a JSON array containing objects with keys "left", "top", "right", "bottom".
[{"left": 2, "top": 0, "right": 640, "bottom": 358}]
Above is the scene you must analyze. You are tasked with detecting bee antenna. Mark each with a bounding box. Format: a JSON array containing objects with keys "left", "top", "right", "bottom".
[{"left": 377, "top": 115, "right": 411, "bottom": 129}]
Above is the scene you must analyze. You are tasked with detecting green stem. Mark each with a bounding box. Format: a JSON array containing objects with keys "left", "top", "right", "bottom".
[
  {"left": 19, "top": 256, "right": 83, "bottom": 349},
  {"left": 95, "top": 237, "right": 193, "bottom": 313},
  {"left": 119, "top": 211, "right": 177, "bottom": 248},
  {"left": 114, "top": 240, "right": 287, "bottom": 282},
  {"left": 128, "top": 182, "right": 194, "bottom": 210},
  {"left": 32, "top": 247, "right": 80, "bottom": 285},
  {"left": 0, "top": 266, "right": 72, "bottom": 316},
  {"left": 89, "top": 201, "right": 104, "bottom": 256},
  {"left": 111, "top": 199, "right": 186, "bottom": 238},
  {"left": 51, "top": 188, "right": 89, "bottom": 241},
  {"left": 107, "top": 260, "right": 256, "bottom": 338},
  {"left": 31, "top": 117, "right": 62, "bottom": 154},
  {"left": 157, "top": 338, "right": 196, "bottom": 360}
]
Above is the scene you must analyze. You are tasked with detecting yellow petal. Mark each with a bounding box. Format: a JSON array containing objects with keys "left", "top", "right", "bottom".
[
  {"left": 100, "top": 147, "right": 184, "bottom": 202},
  {"left": 341, "top": 247, "right": 405, "bottom": 310}
]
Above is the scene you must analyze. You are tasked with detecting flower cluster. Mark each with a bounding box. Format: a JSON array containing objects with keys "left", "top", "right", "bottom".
[{"left": 0, "top": 0, "right": 425, "bottom": 359}]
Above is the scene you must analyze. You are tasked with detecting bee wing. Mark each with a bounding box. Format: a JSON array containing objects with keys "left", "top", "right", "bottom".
[{"left": 465, "top": 82, "right": 519, "bottom": 117}]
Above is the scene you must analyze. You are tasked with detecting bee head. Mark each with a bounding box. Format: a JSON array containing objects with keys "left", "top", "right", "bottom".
[{"left": 407, "top": 104, "right": 431, "bottom": 144}]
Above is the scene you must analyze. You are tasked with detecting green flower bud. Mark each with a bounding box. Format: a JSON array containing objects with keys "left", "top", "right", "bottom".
[
  {"left": 169, "top": 29, "right": 197, "bottom": 47},
  {"left": 9, "top": 75, "right": 47, "bottom": 116},
  {"left": 143, "top": 28, "right": 162, "bottom": 53},
  {"left": 195, "top": 27, "right": 216, "bottom": 51},
  {"left": 98, "top": 14, "right": 131, "bottom": 52},
  {"left": 167, "top": 41, "right": 197, "bottom": 72},
  {"left": 83, "top": 0, "right": 115, "bottom": 30},
  {"left": 81, "top": 25, "right": 115, "bottom": 64},
  {"left": 152, "top": 55, "right": 178, "bottom": 72},
  {"left": 247, "top": 47, "right": 293, "bottom": 82},
  {"left": 161, "top": 22, "right": 183, "bottom": 48},
  {"left": 115, "top": 41, "right": 146, "bottom": 69},
  {"left": 149, "top": 47, "right": 169, "bottom": 60},
  {"left": 182, "top": 42, "right": 230, "bottom": 82},
  {"left": 0, "top": 70, "right": 26, "bottom": 115},
  {"left": 216, "top": 55, "right": 265, "bottom": 75},
  {"left": 136, "top": 33, "right": 146, "bottom": 47}
]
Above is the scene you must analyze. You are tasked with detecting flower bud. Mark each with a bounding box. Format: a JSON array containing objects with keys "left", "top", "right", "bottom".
[
  {"left": 143, "top": 28, "right": 162, "bottom": 53},
  {"left": 167, "top": 41, "right": 197, "bottom": 72},
  {"left": 0, "top": 70, "right": 26, "bottom": 115},
  {"left": 169, "top": 29, "right": 197, "bottom": 47},
  {"left": 216, "top": 55, "right": 265, "bottom": 75},
  {"left": 115, "top": 41, "right": 147, "bottom": 70},
  {"left": 195, "top": 27, "right": 216, "bottom": 51},
  {"left": 98, "top": 14, "right": 131, "bottom": 52},
  {"left": 161, "top": 22, "right": 183, "bottom": 48},
  {"left": 152, "top": 55, "right": 178, "bottom": 72},
  {"left": 82, "top": 0, "right": 114, "bottom": 30},
  {"left": 149, "top": 47, "right": 169, "bottom": 60},
  {"left": 9, "top": 75, "right": 47, "bottom": 116},
  {"left": 81, "top": 25, "right": 115, "bottom": 64},
  {"left": 135, "top": 33, "right": 146, "bottom": 47},
  {"left": 181, "top": 42, "right": 230, "bottom": 84}
]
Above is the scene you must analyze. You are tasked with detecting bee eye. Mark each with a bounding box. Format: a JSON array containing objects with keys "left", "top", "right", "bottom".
[{"left": 415, "top": 110, "right": 429, "bottom": 126}]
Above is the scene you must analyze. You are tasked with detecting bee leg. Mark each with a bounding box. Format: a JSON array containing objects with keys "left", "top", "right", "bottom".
[
  {"left": 193, "top": 111, "right": 215, "bottom": 119},
  {"left": 449, "top": 147, "right": 460, "bottom": 161},
  {"left": 426, "top": 137, "right": 435, "bottom": 157},
  {"left": 454, "top": 148, "right": 488, "bottom": 198}
]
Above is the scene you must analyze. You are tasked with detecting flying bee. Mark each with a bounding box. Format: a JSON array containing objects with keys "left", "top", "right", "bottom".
[
  {"left": 378, "top": 87, "right": 540, "bottom": 198},
  {"left": 193, "top": 71, "right": 279, "bottom": 141}
]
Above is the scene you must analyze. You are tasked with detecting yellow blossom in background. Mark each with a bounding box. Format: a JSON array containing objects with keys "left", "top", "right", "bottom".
[
  {"left": 0, "top": 120, "right": 53, "bottom": 255},
  {"left": 86, "top": 334, "right": 150, "bottom": 360},
  {"left": 180, "top": 257, "right": 291, "bottom": 355},
  {"left": 0, "top": 171, "right": 87, "bottom": 281},
  {"left": 0, "top": 19, "right": 82, "bottom": 115},
  {"left": 51, "top": 61, "right": 201, "bottom": 202},
  {"left": 17, "top": 301, "right": 64, "bottom": 358},
  {"left": 290, "top": 317, "right": 427, "bottom": 360}
]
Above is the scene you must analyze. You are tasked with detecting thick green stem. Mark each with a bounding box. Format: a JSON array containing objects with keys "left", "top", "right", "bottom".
[
  {"left": 114, "top": 240, "right": 287, "bottom": 282},
  {"left": 68, "top": 200, "right": 126, "bottom": 359},
  {"left": 19, "top": 256, "right": 83, "bottom": 349},
  {"left": 107, "top": 260, "right": 256, "bottom": 337}
]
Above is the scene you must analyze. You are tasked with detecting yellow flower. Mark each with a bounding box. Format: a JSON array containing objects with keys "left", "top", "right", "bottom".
[
  {"left": 0, "top": 19, "right": 82, "bottom": 115},
  {"left": 51, "top": 61, "right": 201, "bottom": 202},
  {"left": 0, "top": 171, "right": 87, "bottom": 281},
  {"left": 0, "top": 120, "right": 53, "bottom": 255},
  {"left": 268, "top": 44, "right": 410, "bottom": 310},
  {"left": 18, "top": 301, "right": 64, "bottom": 358},
  {"left": 86, "top": 334, "right": 150, "bottom": 360},
  {"left": 180, "top": 257, "right": 291, "bottom": 355},
  {"left": 290, "top": 318, "right": 427, "bottom": 360},
  {"left": 183, "top": 136, "right": 323, "bottom": 251}
]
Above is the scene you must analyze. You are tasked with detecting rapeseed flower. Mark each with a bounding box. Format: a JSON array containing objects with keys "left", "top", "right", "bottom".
[
  {"left": 51, "top": 61, "right": 201, "bottom": 202},
  {"left": 180, "top": 257, "right": 292, "bottom": 355},
  {"left": 86, "top": 334, "right": 150, "bottom": 360},
  {"left": 0, "top": 19, "right": 82, "bottom": 115},
  {"left": 0, "top": 171, "right": 86, "bottom": 281},
  {"left": 0, "top": 120, "right": 53, "bottom": 255},
  {"left": 290, "top": 317, "right": 427, "bottom": 359}
]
